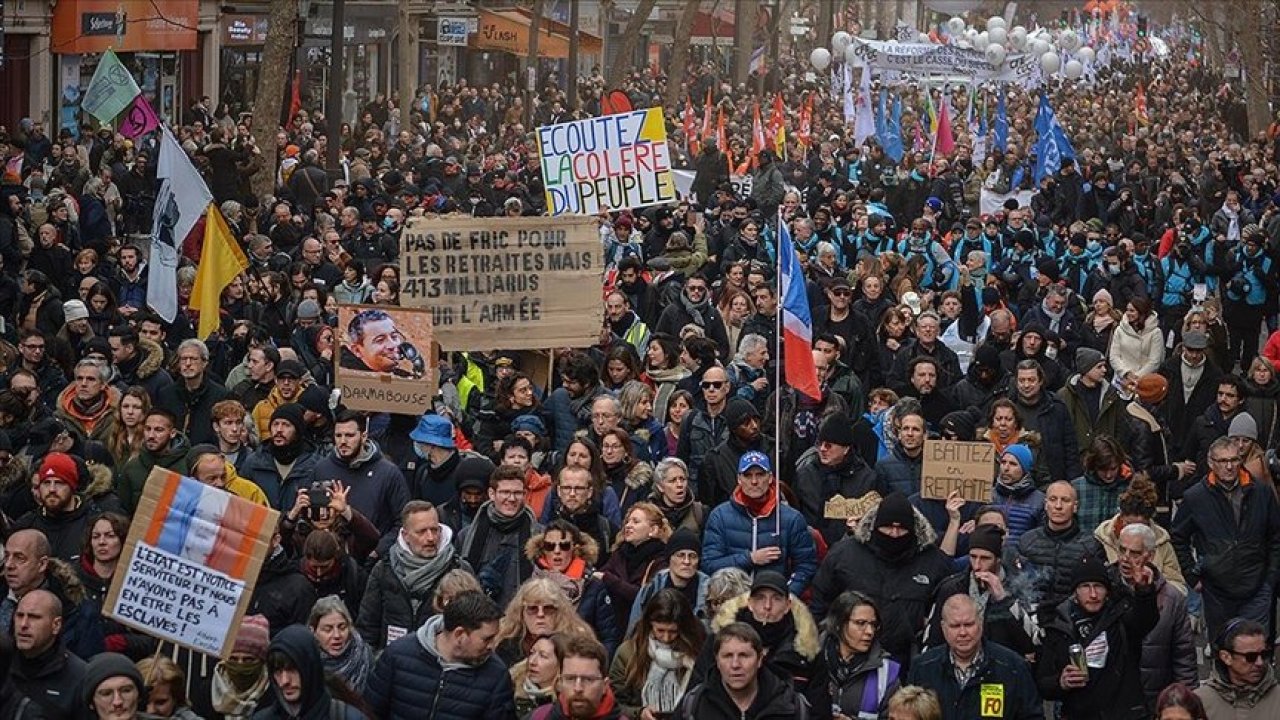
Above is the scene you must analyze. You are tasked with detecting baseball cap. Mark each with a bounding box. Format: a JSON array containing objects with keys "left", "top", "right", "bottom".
[
  {"left": 275, "top": 359, "right": 306, "bottom": 379},
  {"left": 750, "top": 570, "right": 789, "bottom": 597},
  {"left": 737, "top": 450, "right": 771, "bottom": 474}
]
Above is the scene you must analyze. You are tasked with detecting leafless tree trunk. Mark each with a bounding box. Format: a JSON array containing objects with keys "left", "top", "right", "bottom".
[
  {"left": 249, "top": 0, "right": 297, "bottom": 199},
  {"left": 664, "top": 0, "right": 705, "bottom": 109},
  {"left": 607, "top": 0, "right": 659, "bottom": 88}
]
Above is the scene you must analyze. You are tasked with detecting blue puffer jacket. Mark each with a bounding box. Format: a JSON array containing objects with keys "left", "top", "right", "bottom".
[
  {"left": 702, "top": 493, "right": 818, "bottom": 596},
  {"left": 366, "top": 615, "right": 517, "bottom": 720},
  {"left": 991, "top": 481, "right": 1045, "bottom": 547}
]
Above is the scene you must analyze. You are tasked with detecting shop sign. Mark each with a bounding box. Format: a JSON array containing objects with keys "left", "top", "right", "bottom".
[
  {"left": 438, "top": 17, "right": 470, "bottom": 46},
  {"left": 53, "top": 0, "right": 197, "bottom": 54},
  {"left": 81, "top": 12, "right": 120, "bottom": 36},
  {"left": 223, "top": 15, "right": 269, "bottom": 45}
]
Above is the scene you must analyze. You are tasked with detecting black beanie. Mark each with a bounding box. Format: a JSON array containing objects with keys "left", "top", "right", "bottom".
[
  {"left": 968, "top": 524, "right": 1005, "bottom": 557},
  {"left": 817, "top": 412, "right": 855, "bottom": 447},
  {"left": 270, "top": 403, "right": 306, "bottom": 432},
  {"left": 723, "top": 398, "right": 760, "bottom": 430},
  {"left": 666, "top": 527, "right": 701, "bottom": 558},
  {"left": 939, "top": 410, "right": 978, "bottom": 441},
  {"left": 875, "top": 492, "right": 914, "bottom": 529},
  {"left": 1069, "top": 556, "right": 1112, "bottom": 590},
  {"left": 973, "top": 344, "right": 1002, "bottom": 371}
]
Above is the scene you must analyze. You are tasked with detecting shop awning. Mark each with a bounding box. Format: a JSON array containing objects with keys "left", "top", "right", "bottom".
[
  {"left": 469, "top": 9, "right": 602, "bottom": 59},
  {"left": 52, "top": 0, "right": 198, "bottom": 54}
]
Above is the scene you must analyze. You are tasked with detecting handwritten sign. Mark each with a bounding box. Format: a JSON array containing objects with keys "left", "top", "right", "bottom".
[
  {"left": 824, "top": 491, "right": 882, "bottom": 520},
  {"left": 399, "top": 215, "right": 604, "bottom": 350},
  {"left": 537, "top": 108, "right": 676, "bottom": 215},
  {"left": 920, "top": 440, "right": 996, "bottom": 502},
  {"left": 105, "top": 468, "right": 278, "bottom": 657},
  {"left": 335, "top": 304, "right": 438, "bottom": 415}
]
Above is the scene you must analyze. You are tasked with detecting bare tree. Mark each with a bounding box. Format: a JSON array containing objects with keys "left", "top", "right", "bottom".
[
  {"left": 606, "top": 0, "right": 659, "bottom": 89},
  {"left": 248, "top": 0, "right": 298, "bottom": 199},
  {"left": 664, "top": 0, "right": 706, "bottom": 109}
]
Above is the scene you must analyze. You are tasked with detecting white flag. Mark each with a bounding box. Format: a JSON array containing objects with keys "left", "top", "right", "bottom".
[
  {"left": 842, "top": 65, "right": 856, "bottom": 123},
  {"left": 148, "top": 127, "right": 213, "bottom": 322},
  {"left": 853, "top": 67, "right": 876, "bottom": 146}
]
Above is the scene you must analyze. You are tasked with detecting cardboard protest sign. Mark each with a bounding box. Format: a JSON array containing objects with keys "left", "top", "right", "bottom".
[
  {"left": 537, "top": 107, "right": 677, "bottom": 215},
  {"left": 920, "top": 440, "right": 996, "bottom": 502},
  {"left": 105, "top": 468, "right": 278, "bottom": 657},
  {"left": 824, "top": 491, "right": 882, "bottom": 520},
  {"left": 399, "top": 215, "right": 604, "bottom": 350},
  {"left": 335, "top": 304, "right": 439, "bottom": 414}
]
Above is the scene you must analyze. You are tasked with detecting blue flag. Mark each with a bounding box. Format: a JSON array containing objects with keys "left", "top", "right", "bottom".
[
  {"left": 1033, "top": 94, "right": 1077, "bottom": 184},
  {"left": 885, "top": 95, "right": 904, "bottom": 163},
  {"left": 994, "top": 88, "right": 1008, "bottom": 153}
]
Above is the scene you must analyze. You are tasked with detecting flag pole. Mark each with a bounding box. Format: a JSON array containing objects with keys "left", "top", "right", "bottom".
[
  {"left": 928, "top": 84, "right": 942, "bottom": 170},
  {"left": 774, "top": 207, "right": 784, "bottom": 537}
]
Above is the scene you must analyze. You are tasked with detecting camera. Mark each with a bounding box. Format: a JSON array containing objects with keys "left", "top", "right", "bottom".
[
  {"left": 308, "top": 480, "right": 333, "bottom": 509},
  {"left": 1228, "top": 275, "right": 1252, "bottom": 299},
  {"left": 1175, "top": 242, "right": 1191, "bottom": 257}
]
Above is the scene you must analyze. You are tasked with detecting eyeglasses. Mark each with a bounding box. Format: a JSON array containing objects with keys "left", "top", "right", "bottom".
[
  {"left": 523, "top": 603, "right": 558, "bottom": 616},
  {"left": 1227, "top": 648, "right": 1273, "bottom": 664},
  {"left": 831, "top": 289, "right": 852, "bottom": 297},
  {"left": 1210, "top": 456, "right": 1242, "bottom": 465},
  {"left": 560, "top": 485, "right": 590, "bottom": 495},
  {"left": 686, "top": 286, "right": 707, "bottom": 294},
  {"left": 847, "top": 618, "right": 879, "bottom": 629},
  {"left": 701, "top": 380, "right": 726, "bottom": 390},
  {"left": 495, "top": 489, "right": 525, "bottom": 499},
  {"left": 543, "top": 540, "right": 573, "bottom": 552},
  {"left": 561, "top": 674, "right": 603, "bottom": 687}
]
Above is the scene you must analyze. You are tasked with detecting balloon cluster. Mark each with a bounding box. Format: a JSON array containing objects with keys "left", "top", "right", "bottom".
[{"left": 810, "top": 15, "right": 1097, "bottom": 81}]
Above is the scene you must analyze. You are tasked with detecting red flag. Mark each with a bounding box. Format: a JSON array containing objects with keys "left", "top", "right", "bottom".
[
  {"left": 1135, "top": 82, "right": 1149, "bottom": 125},
  {"left": 700, "top": 88, "right": 714, "bottom": 143},
  {"left": 601, "top": 90, "right": 633, "bottom": 115},
  {"left": 683, "top": 97, "right": 698, "bottom": 155},
  {"left": 935, "top": 98, "right": 955, "bottom": 157},
  {"left": 716, "top": 109, "right": 730, "bottom": 173},
  {"left": 797, "top": 94, "right": 813, "bottom": 148},
  {"left": 285, "top": 70, "right": 302, "bottom": 131},
  {"left": 750, "top": 102, "right": 766, "bottom": 160},
  {"left": 766, "top": 95, "right": 785, "bottom": 149}
]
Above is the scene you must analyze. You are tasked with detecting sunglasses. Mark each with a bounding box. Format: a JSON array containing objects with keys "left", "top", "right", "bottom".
[
  {"left": 701, "top": 380, "right": 726, "bottom": 389},
  {"left": 1228, "top": 648, "right": 1273, "bottom": 664},
  {"left": 542, "top": 540, "right": 573, "bottom": 552},
  {"left": 831, "top": 289, "right": 852, "bottom": 297}
]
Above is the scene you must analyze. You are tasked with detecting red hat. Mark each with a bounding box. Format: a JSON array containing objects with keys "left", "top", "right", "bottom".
[{"left": 38, "top": 452, "right": 78, "bottom": 491}]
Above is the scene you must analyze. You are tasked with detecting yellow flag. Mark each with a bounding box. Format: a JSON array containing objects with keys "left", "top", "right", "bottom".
[{"left": 191, "top": 203, "right": 249, "bottom": 340}]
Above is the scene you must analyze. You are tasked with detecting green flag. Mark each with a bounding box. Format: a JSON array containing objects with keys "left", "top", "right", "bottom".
[{"left": 82, "top": 49, "right": 142, "bottom": 124}]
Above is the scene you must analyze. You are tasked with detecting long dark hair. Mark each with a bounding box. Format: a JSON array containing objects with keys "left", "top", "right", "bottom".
[{"left": 622, "top": 589, "right": 705, "bottom": 693}]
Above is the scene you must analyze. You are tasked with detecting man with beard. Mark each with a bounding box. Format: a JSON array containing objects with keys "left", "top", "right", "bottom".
[
  {"left": 689, "top": 571, "right": 831, "bottom": 720},
  {"left": 741, "top": 285, "right": 778, "bottom": 360},
  {"left": 107, "top": 325, "right": 173, "bottom": 400},
  {"left": 297, "top": 384, "right": 334, "bottom": 452},
  {"left": 111, "top": 244, "right": 148, "bottom": 314},
  {"left": 241, "top": 404, "right": 319, "bottom": 511},
  {"left": 11, "top": 452, "right": 119, "bottom": 563},
  {"left": 614, "top": 257, "right": 659, "bottom": 327},
  {"left": 358, "top": 500, "right": 471, "bottom": 650},
  {"left": 340, "top": 309, "right": 408, "bottom": 375},
  {"left": 603, "top": 291, "right": 649, "bottom": 356},
  {"left": 250, "top": 359, "right": 308, "bottom": 439},
  {"left": 156, "top": 339, "right": 230, "bottom": 446},
  {"left": 901, "top": 356, "right": 958, "bottom": 432},
  {"left": 257, "top": 625, "right": 365, "bottom": 720},
  {"left": 1181, "top": 376, "right": 1247, "bottom": 483},
  {"left": 794, "top": 412, "right": 880, "bottom": 545},
  {"left": 812, "top": 493, "right": 952, "bottom": 661},
  {"left": 946, "top": 344, "right": 1008, "bottom": 413},
  {"left": 1000, "top": 324, "right": 1065, "bottom": 391},
  {"left": 643, "top": 207, "right": 676, "bottom": 260},
  {"left": 535, "top": 636, "right": 626, "bottom": 720},
  {"left": 545, "top": 352, "right": 607, "bottom": 454},
  {"left": 367, "top": 589, "right": 515, "bottom": 720},
  {"left": 655, "top": 275, "right": 730, "bottom": 361},
  {"left": 117, "top": 409, "right": 189, "bottom": 514},
  {"left": 458, "top": 464, "right": 541, "bottom": 608},
  {"left": 313, "top": 410, "right": 411, "bottom": 540},
  {"left": 699, "top": 398, "right": 772, "bottom": 509}
]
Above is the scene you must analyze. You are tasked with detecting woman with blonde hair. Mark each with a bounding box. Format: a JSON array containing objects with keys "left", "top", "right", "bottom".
[
  {"left": 885, "top": 686, "right": 942, "bottom": 720},
  {"left": 595, "top": 501, "right": 670, "bottom": 629},
  {"left": 107, "top": 386, "right": 150, "bottom": 466},
  {"left": 495, "top": 577, "right": 596, "bottom": 666},
  {"left": 525, "top": 519, "right": 620, "bottom": 656},
  {"left": 618, "top": 380, "right": 666, "bottom": 465},
  {"left": 135, "top": 656, "right": 203, "bottom": 719}
]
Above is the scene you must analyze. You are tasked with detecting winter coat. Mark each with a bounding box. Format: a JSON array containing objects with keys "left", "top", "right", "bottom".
[
  {"left": 543, "top": 384, "right": 607, "bottom": 453},
  {"left": 873, "top": 445, "right": 922, "bottom": 498},
  {"left": 366, "top": 615, "right": 517, "bottom": 720},
  {"left": 54, "top": 383, "right": 119, "bottom": 444},
  {"left": 356, "top": 546, "right": 471, "bottom": 650},
  {"left": 810, "top": 502, "right": 953, "bottom": 659},
  {"left": 1057, "top": 375, "right": 1125, "bottom": 453},
  {"left": 921, "top": 569, "right": 1040, "bottom": 657},
  {"left": 155, "top": 377, "right": 232, "bottom": 446},
  {"left": 697, "top": 433, "right": 770, "bottom": 509},
  {"left": 249, "top": 550, "right": 317, "bottom": 634},
  {"left": 1108, "top": 313, "right": 1164, "bottom": 380},
  {"left": 595, "top": 538, "right": 665, "bottom": 630},
  {"left": 675, "top": 666, "right": 809, "bottom": 720},
  {"left": 1013, "top": 520, "right": 1106, "bottom": 621},
  {"left": 1195, "top": 666, "right": 1280, "bottom": 719},
  {"left": 312, "top": 442, "right": 411, "bottom": 537},
  {"left": 1157, "top": 353, "right": 1224, "bottom": 447},
  {"left": 822, "top": 638, "right": 899, "bottom": 720},
  {"left": 1243, "top": 376, "right": 1280, "bottom": 450},
  {"left": 655, "top": 301, "right": 732, "bottom": 361},
  {"left": 793, "top": 447, "right": 880, "bottom": 546},
  {"left": 628, "top": 569, "right": 710, "bottom": 631},
  {"left": 1034, "top": 586, "right": 1158, "bottom": 720},
  {"left": 1133, "top": 570, "right": 1197, "bottom": 703},
  {"left": 240, "top": 447, "right": 320, "bottom": 512},
  {"left": 10, "top": 464, "right": 121, "bottom": 563},
  {"left": 990, "top": 478, "right": 1044, "bottom": 547},
  {"left": 701, "top": 492, "right": 818, "bottom": 597},
  {"left": 907, "top": 640, "right": 1042, "bottom": 720},
  {"left": 678, "top": 408, "right": 728, "bottom": 496},
  {"left": 252, "top": 625, "right": 366, "bottom": 720},
  {"left": 1093, "top": 517, "right": 1187, "bottom": 595},
  {"left": 116, "top": 433, "right": 191, "bottom": 515},
  {"left": 112, "top": 337, "right": 174, "bottom": 400},
  {"left": 10, "top": 643, "right": 86, "bottom": 719},
  {"left": 1010, "top": 392, "right": 1081, "bottom": 482},
  {"left": 1171, "top": 472, "right": 1280, "bottom": 602}
]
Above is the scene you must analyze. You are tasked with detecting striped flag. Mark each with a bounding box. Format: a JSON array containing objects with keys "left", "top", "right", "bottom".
[{"left": 778, "top": 216, "right": 821, "bottom": 401}]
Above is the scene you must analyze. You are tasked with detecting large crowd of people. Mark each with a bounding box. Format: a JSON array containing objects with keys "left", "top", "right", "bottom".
[{"left": 0, "top": 11, "right": 1277, "bottom": 720}]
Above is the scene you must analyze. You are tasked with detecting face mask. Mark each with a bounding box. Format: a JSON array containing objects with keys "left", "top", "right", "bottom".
[
  {"left": 1108, "top": 264, "right": 1121, "bottom": 276},
  {"left": 222, "top": 659, "right": 264, "bottom": 689},
  {"left": 870, "top": 528, "right": 914, "bottom": 558}
]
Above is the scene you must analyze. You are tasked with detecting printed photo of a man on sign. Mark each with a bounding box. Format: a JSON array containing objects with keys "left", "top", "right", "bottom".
[{"left": 335, "top": 305, "right": 438, "bottom": 414}]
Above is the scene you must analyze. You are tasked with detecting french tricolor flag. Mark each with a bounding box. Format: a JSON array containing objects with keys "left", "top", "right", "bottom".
[{"left": 778, "top": 215, "right": 822, "bottom": 401}]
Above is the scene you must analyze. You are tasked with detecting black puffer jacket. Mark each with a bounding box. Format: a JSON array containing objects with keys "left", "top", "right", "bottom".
[
  {"left": 1014, "top": 520, "right": 1106, "bottom": 622},
  {"left": 921, "top": 569, "right": 1039, "bottom": 657},
  {"left": 249, "top": 549, "right": 317, "bottom": 635},
  {"left": 810, "top": 502, "right": 953, "bottom": 660},
  {"left": 1171, "top": 473, "right": 1280, "bottom": 601},
  {"left": 1010, "top": 391, "right": 1081, "bottom": 483},
  {"left": 1035, "top": 585, "right": 1158, "bottom": 720},
  {"left": 1136, "top": 569, "right": 1197, "bottom": 703},
  {"left": 793, "top": 447, "right": 880, "bottom": 546},
  {"left": 356, "top": 540, "right": 471, "bottom": 650},
  {"left": 252, "top": 625, "right": 366, "bottom": 719}
]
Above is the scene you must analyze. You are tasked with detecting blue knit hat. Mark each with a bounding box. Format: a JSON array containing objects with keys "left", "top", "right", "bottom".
[
  {"left": 511, "top": 414, "right": 547, "bottom": 436},
  {"left": 1003, "top": 444, "right": 1033, "bottom": 473}
]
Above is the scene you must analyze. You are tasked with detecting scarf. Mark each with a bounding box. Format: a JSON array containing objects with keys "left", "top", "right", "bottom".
[
  {"left": 389, "top": 525, "right": 457, "bottom": 614},
  {"left": 732, "top": 482, "right": 778, "bottom": 519},
  {"left": 71, "top": 392, "right": 107, "bottom": 418},
  {"left": 793, "top": 387, "right": 825, "bottom": 441},
  {"left": 534, "top": 556, "right": 588, "bottom": 605},
  {"left": 1040, "top": 298, "right": 1065, "bottom": 332},
  {"left": 1221, "top": 203, "right": 1241, "bottom": 242},
  {"left": 211, "top": 662, "right": 269, "bottom": 718},
  {"left": 1090, "top": 312, "right": 1116, "bottom": 333},
  {"left": 641, "top": 638, "right": 690, "bottom": 712},
  {"left": 653, "top": 491, "right": 695, "bottom": 529},
  {"left": 620, "top": 538, "right": 666, "bottom": 579},
  {"left": 679, "top": 291, "right": 710, "bottom": 327},
  {"left": 995, "top": 472, "right": 1036, "bottom": 497},
  {"left": 1207, "top": 666, "right": 1279, "bottom": 708},
  {"left": 522, "top": 674, "right": 556, "bottom": 706},
  {"left": 462, "top": 501, "right": 533, "bottom": 570},
  {"left": 322, "top": 632, "right": 374, "bottom": 693},
  {"left": 267, "top": 435, "right": 305, "bottom": 464}
]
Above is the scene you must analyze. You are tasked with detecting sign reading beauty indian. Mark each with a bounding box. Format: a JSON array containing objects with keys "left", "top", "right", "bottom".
[
  {"left": 399, "top": 215, "right": 603, "bottom": 350},
  {"left": 537, "top": 108, "right": 677, "bottom": 215}
]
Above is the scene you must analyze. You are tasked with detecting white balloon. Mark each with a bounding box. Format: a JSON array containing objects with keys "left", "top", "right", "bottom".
[
  {"left": 810, "top": 47, "right": 831, "bottom": 71},
  {"left": 844, "top": 43, "right": 861, "bottom": 66},
  {"left": 974, "top": 31, "right": 989, "bottom": 51},
  {"left": 1058, "top": 30, "right": 1080, "bottom": 52},
  {"left": 948, "top": 17, "right": 966, "bottom": 34},
  {"left": 988, "top": 27, "right": 1007, "bottom": 46},
  {"left": 985, "top": 43, "right": 1007, "bottom": 67},
  {"left": 987, "top": 16, "right": 1006, "bottom": 31},
  {"left": 1040, "top": 51, "right": 1061, "bottom": 74},
  {"left": 1009, "top": 27, "right": 1027, "bottom": 50},
  {"left": 1063, "top": 59, "right": 1084, "bottom": 79},
  {"left": 1077, "top": 46, "right": 1096, "bottom": 63},
  {"left": 965, "top": 28, "right": 979, "bottom": 42},
  {"left": 832, "top": 31, "right": 852, "bottom": 54},
  {"left": 917, "top": 32, "right": 930, "bottom": 44},
  {"left": 956, "top": 39, "right": 972, "bottom": 49},
  {"left": 1034, "top": 39, "right": 1053, "bottom": 55}
]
